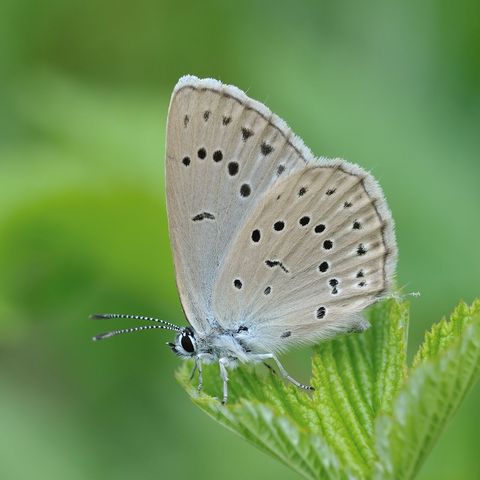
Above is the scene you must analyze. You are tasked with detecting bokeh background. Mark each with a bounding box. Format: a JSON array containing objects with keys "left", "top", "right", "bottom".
[{"left": 1, "top": 1, "right": 479, "bottom": 479}]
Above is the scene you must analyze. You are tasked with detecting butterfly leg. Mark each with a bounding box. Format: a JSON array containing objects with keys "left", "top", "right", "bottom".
[
  {"left": 197, "top": 358, "right": 203, "bottom": 391},
  {"left": 254, "top": 354, "right": 314, "bottom": 391},
  {"left": 189, "top": 361, "right": 197, "bottom": 381},
  {"left": 219, "top": 357, "right": 229, "bottom": 404}
]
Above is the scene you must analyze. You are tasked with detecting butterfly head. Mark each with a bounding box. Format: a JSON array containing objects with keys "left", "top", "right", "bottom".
[{"left": 168, "top": 326, "right": 197, "bottom": 357}]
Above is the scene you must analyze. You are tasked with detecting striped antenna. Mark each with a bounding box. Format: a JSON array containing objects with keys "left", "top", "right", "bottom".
[
  {"left": 90, "top": 313, "right": 182, "bottom": 331},
  {"left": 92, "top": 324, "right": 180, "bottom": 342}
]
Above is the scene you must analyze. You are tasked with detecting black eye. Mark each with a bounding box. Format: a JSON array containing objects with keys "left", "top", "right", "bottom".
[{"left": 181, "top": 334, "right": 195, "bottom": 353}]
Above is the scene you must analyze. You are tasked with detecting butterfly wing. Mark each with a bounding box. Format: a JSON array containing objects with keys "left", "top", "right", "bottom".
[
  {"left": 212, "top": 158, "right": 397, "bottom": 352},
  {"left": 165, "top": 76, "right": 310, "bottom": 333}
]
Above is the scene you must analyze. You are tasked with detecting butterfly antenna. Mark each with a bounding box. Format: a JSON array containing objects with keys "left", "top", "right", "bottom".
[
  {"left": 92, "top": 324, "right": 180, "bottom": 342},
  {"left": 90, "top": 313, "right": 182, "bottom": 331},
  {"left": 91, "top": 313, "right": 182, "bottom": 341}
]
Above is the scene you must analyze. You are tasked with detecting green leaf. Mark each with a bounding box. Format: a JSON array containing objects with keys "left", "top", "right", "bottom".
[
  {"left": 307, "top": 300, "right": 408, "bottom": 473},
  {"left": 176, "top": 299, "right": 480, "bottom": 480},
  {"left": 176, "top": 363, "right": 349, "bottom": 480},
  {"left": 374, "top": 300, "right": 480, "bottom": 480},
  {"left": 412, "top": 300, "right": 480, "bottom": 366}
]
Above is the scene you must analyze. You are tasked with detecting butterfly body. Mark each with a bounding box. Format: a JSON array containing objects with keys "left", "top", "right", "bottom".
[
  {"left": 170, "top": 325, "right": 251, "bottom": 364},
  {"left": 92, "top": 76, "right": 397, "bottom": 403}
]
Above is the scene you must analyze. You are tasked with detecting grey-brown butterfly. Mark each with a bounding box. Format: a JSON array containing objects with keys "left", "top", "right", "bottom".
[{"left": 92, "top": 76, "right": 397, "bottom": 403}]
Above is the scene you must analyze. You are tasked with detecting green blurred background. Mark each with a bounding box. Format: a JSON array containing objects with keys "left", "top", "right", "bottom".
[{"left": 1, "top": 1, "right": 479, "bottom": 478}]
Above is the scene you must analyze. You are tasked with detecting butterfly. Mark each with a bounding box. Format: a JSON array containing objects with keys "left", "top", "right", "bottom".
[{"left": 92, "top": 76, "right": 397, "bottom": 403}]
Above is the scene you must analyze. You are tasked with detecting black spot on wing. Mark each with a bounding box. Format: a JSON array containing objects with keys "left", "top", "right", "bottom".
[
  {"left": 260, "top": 141, "right": 273, "bottom": 155},
  {"left": 213, "top": 150, "right": 223, "bottom": 162},
  {"left": 357, "top": 243, "right": 367, "bottom": 256},
  {"left": 241, "top": 127, "right": 253, "bottom": 141},
  {"left": 299, "top": 216, "right": 310, "bottom": 226},
  {"left": 265, "top": 260, "right": 289, "bottom": 273},
  {"left": 240, "top": 184, "right": 251, "bottom": 197},
  {"left": 228, "top": 162, "right": 239, "bottom": 176},
  {"left": 323, "top": 239, "right": 333, "bottom": 250},
  {"left": 318, "top": 261, "right": 329, "bottom": 273},
  {"left": 273, "top": 221, "right": 285, "bottom": 231},
  {"left": 192, "top": 212, "right": 215, "bottom": 222}
]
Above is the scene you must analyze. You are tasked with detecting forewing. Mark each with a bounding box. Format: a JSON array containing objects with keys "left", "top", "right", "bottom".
[
  {"left": 212, "top": 162, "right": 397, "bottom": 352},
  {"left": 166, "top": 76, "right": 310, "bottom": 332}
]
